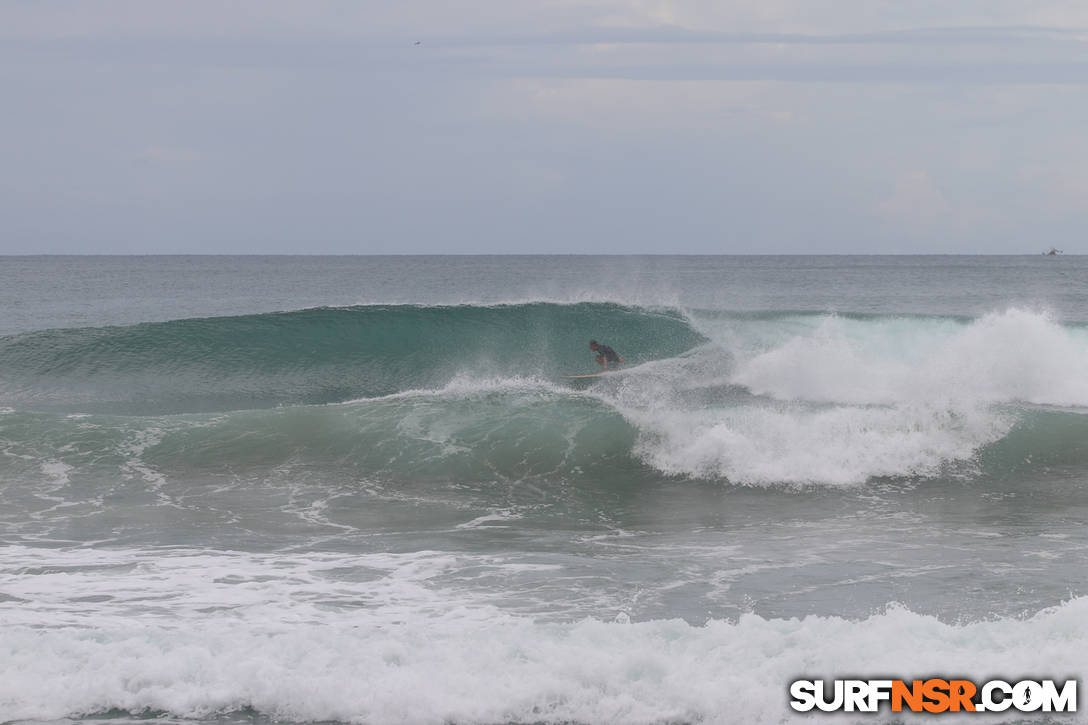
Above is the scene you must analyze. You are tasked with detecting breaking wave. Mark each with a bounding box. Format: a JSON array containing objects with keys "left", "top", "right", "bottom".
[{"left": 3, "top": 305, "right": 1088, "bottom": 486}]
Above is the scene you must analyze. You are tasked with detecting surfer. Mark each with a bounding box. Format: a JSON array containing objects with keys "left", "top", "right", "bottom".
[{"left": 589, "top": 340, "right": 624, "bottom": 370}]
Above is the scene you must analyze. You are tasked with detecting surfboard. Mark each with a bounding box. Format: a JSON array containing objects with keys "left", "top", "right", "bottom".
[{"left": 563, "top": 372, "right": 611, "bottom": 379}]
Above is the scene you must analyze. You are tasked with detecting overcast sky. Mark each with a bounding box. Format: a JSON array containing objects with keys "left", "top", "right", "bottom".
[{"left": 2, "top": 1, "right": 1087, "bottom": 254}]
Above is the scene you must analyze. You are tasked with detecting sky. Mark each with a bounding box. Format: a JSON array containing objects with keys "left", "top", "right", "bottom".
[{"left": 2, "top": 1, "right": 1087, "bottom": 254}]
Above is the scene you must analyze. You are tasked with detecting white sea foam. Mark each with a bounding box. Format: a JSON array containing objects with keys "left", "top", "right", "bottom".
[
  {"left": 728, "top": 309, "right": 1088, "bottom": 408},
  {"left": 455, "top": 508, "right": 524, "bottom": 529},
  {"left": 627, "top": 403, "right": 1010, "bottom": 486},
  {"left": 1, "top": 546, "right": 1085, "bottom": 724},
  {"left": 597, "top": 308, "right": 1088, "bottom": 485},
  {"left": 341, "top": 374, "right": 571, "bottom": 405},
  {"left": 38, "top": 460, "right": 73, "bottom": 488}
]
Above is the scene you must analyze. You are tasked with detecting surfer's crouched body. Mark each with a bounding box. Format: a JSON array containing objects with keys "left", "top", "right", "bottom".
[{"left": 589, "top": 340, "right": 624, "bottom": 369}]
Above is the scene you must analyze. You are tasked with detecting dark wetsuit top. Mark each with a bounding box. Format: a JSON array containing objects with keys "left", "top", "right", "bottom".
[{"left": 596, "top": 344, "right": 620, "bottom": 364}]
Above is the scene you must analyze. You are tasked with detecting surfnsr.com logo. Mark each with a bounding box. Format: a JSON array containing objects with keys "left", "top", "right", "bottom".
[{"left": 789, "top": 679, "right": 1077, "bottom": 713}]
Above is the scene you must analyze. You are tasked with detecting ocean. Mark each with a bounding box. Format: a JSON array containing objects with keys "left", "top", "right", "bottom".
[{"left": 2, "top": 255, "right": 1086, "bottom": 724}]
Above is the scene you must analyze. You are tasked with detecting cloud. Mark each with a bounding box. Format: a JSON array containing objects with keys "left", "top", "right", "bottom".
[
  {"left": 878, "top": 171, "right": 950, "bottom": 226},
  {"left": 2, "top": 1, "right": 1088, "bottom": 253},
  {"left": 875, "top": 170, "right": 1001, "bottom": 250},
  {"left": 138, "top": 146, "right": 201, "bottom": 165},
  {"left": 608, "top": 0, "right": 1088, "bottom": 34},
  {"left": 6, "top": 1, "right": 1088, "bottom": 42},
  {"left": 9, "top": 26, "right": 1088, "bottom": 87},
  {"left": 484, "top": 78, "right": 792, "bottom": 129}
]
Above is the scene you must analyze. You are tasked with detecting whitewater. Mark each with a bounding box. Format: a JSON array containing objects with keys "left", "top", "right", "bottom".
[{"left": 2, "top": 255, "right": 1087, "bottom": 725}]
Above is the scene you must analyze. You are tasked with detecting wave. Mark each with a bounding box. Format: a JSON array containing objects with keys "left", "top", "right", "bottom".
[
  {"left": 0, "top": 380, "right": 641, "bottom": 501},
  {"left": 4, "top": 307, "right": 1088, "bottom": 486},
  {"left": 624, "top": 307, "right": 1088, "bottom": 484},
  {"left": 4, "top": 381, "right": 1088, "bottom": 497},
  {"left": 2, "top": 546, "right": 1085, "bottom": 724},
  {"left": 0, "top": 302, "right": 704, "bottom": 414},
  {"left": 716, "top": 308, "right": 1088, "bottom": 408}
]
